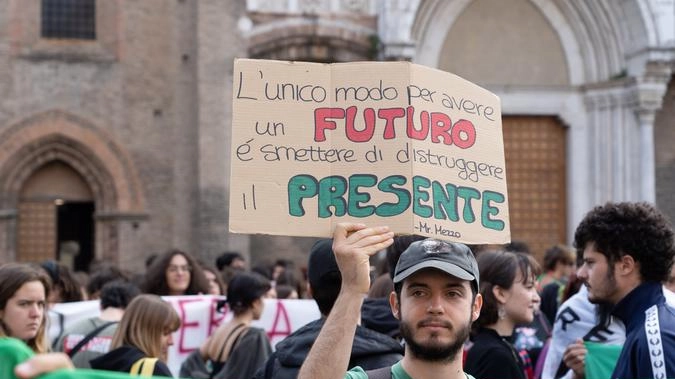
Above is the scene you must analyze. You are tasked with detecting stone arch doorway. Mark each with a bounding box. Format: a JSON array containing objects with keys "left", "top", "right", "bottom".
[
  {"left": 18, "top": 161, "right": 95, "bottom": 271},
  {"left": 0, "top": 110, "right": 146, "bottom": 267}
]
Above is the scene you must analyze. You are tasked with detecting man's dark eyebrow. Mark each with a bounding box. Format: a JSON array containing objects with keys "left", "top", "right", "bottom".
[
  {"left": 406, "top": 281, "right": 467, "bottom": 290},
  {"left": 444, "top": 283, "right": 467, "bottom": 292},
  {"left": 406, "top": 281, "right": 430, "bottom": 289}
]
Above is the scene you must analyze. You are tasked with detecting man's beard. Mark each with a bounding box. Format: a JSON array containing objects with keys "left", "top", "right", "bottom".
[
  {"left": 399, "top": 315, "right": 471, "bottom": 363},
  {"left": 587, "top": 264, "right": 618, "bottom": 305}
]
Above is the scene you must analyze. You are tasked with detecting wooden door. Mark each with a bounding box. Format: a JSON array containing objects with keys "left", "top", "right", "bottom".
[{"left": 502, "top": 116, "right": 567, "bottom": 261}]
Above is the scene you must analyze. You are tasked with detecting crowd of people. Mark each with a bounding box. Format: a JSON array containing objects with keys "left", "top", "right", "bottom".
[{"left": 1, "top": 201, "right": 674, "bottom": 379}]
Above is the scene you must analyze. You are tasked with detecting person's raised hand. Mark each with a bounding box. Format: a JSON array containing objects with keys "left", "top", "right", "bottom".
[
  {"left": 332, "top": 223, "right": 394, "bottom": 295},
  {"left": 14, "top": 353, "right": 74, "bottom": 379},
  {"left": 562, "top": 338, "right": 587, "bottom": 379}
]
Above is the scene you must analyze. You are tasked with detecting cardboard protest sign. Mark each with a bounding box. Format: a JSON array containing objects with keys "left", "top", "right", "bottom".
[{"left": 230, "top": 59, "right": 509, "bottom": 244}]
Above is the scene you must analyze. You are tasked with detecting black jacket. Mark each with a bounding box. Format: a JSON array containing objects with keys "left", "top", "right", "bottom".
[
  {"left": 179, "top": 327, "right": 272, "bottom": 379},
  {"left": 90, "top": 345, "right": 173, "bottom": 377},
  {"left": 361, "top": 298, "right": 400, "bottom": 340},
  {"left": 611, "top": 282, "right": 675, "bottom": 379},
  {"left": 465, "top": 327, "right": 526, "bottom": 379},
  {"left": 253, "top": 318, "right": 403, "bottom": 379}
]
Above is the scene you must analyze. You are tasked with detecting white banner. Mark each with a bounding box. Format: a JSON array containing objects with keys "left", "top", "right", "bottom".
[{"left": 49, "top": 296, "right": 321, "bottom": 376}]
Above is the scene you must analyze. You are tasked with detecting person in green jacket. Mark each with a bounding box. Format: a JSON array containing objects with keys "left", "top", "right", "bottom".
[{"left": 0, "top": 263, "right": 51, "bottom": 354}]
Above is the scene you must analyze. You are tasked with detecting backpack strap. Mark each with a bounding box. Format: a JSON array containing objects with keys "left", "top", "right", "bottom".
[
  {"left": 215, "top": 323, "right": 248, "bottom": 361},
  {"left": 130, "top": 357, "right": 158, "bottom": 377},
  {"left": 67, "top": 321, "right": 118, "bottom": 358},
  {"left": 50, "top": 311, "right": 65, "bottom": 351},
  {"left": 365, "top": 366, "right": 392, "bottom": 379},
  {"left": 209, "top": 324, "right": 249, "bottom": 379}
]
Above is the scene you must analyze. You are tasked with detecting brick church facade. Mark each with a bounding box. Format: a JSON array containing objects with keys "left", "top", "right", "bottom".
[{"left": 0, "top": 0, "right": 673, "bottom": 270}]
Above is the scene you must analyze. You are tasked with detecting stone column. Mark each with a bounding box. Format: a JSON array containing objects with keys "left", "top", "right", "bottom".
[
  {"left": 637, "top": 110, "right": 656, "bottom": 202},
  {"left": 377, "top": 0, "right": 419, "bottom": 60},
  {"left": 630, "top": 62, "right": 672, "bottom": 202},
  {"left": 583, "top": 82, "right": 647, "bottom": 203}
]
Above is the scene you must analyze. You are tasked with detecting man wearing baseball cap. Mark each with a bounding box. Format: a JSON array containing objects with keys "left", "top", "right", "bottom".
[{"left": 299, "top": 223, "right": 483, "bottom": 379}]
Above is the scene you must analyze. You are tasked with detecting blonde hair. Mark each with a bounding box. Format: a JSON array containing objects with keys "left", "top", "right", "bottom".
[
  {"left": 0, "top": 263, "right": 51, "bottom": 353},
  {"left": 111, "top": 294, "right": 180, "bottom": 360}
]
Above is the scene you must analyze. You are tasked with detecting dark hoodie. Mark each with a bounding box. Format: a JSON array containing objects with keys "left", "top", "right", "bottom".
[
  {"left": 90, "top": 345, "right": 173, "bottom": 377},
  {"left": 253, "top": 318, "right": 403, "bottom": 379},
  {"left": 361, "top": 297, "right": 401, "bottom": 340}
]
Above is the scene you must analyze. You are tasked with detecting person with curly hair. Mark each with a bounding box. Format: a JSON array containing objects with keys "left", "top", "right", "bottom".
[
  {"left": 563, "top": 202, "right": 675, "bottom": 379},
  {"left": 141, "top": 249, "right": 210, "bottom": 296}
]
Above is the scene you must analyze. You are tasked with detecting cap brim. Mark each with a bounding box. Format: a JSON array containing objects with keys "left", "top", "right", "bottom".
[{"left": 393, "top": 260, "right": 475, "bottom": 284}]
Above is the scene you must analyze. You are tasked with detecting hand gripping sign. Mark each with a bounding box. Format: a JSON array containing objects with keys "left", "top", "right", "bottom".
[{"left": 230, "top": 59, "right": 509, "bottom": 244}]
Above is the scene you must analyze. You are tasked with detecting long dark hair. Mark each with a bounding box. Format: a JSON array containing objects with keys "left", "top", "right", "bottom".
[
  {"left": 142, "top": 249, "right": 210, "bottom": 295},
  {"left": 0, "top": 263, "right": 51, "bottom": 353},
  {"left": 226, "top": 272, "right": 271, "bottom": 316},
  {"left": 473, "top": 250, "right": 541, "bottom": 330}
]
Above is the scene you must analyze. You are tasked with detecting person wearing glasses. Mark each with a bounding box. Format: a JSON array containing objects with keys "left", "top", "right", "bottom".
[{"left": 142, "top": 249, "right": 210, "bottom": 296}]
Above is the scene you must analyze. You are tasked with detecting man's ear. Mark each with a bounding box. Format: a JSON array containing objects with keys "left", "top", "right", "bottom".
[
  {"left": 616, "top": 254, "right": 638, "bottom": 277},
  {"left": 472, "top": 293, "right": 483, "bottom": 322},
  {"left": 389, "top": 291, "right": 400, "bottom": 320}
]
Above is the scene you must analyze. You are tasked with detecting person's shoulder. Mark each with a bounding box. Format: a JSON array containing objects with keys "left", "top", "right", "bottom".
[
  {"left": 0, "top": 337, "right": 34, "bottom": 366},
  {"left": 344, "top": 365, "right": 368, "bottom": 379},
  {"left": 663, "top": 285, "right": 675, "bottom": 307},
  {"left": 274, "top": 318, "right": 323, "bottom": 349},
  {"left": 635, "top": 303, "right": 675, "bottom": 340},
  {"left": 623, "top": 303, "right": 673, "bottom": 353},
  {"left": 465, "top": 336, "right": 513, "bottom": 366},
  {"left": 354, "top": 324, "right": 403, "bottom": 351},
  {"left": 243, "top": 326, "right": 270, "bottom": 341},
  {"left": 154, "top": 359, "right": 174, "bottom": 377},
  {"left": 467, "top": 329, "right": 500, "bottom": 347},
  {"left": 467, "top": 342, "right": 512, "bottom": 360},
  {"left": 62, "top": 317, "right": 103, "bottom": 333},
  {"left": 658, "top": 299, "right": 675, "bottom": 319}
]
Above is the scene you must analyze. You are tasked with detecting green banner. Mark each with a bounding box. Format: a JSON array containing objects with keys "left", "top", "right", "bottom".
[
  {"left": 584, "top": 341, "right": 622, "bottom": 379},
  {"left": 0, "top": 338, "right": 182, "bottom": 379}
]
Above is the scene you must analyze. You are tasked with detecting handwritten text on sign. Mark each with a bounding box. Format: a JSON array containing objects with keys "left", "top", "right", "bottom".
[{"left": 230, "top": 59, "right": 510, "bottom": 244}]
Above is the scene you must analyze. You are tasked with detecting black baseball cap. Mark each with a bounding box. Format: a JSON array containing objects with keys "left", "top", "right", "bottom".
[{"left": 393, "top": 239, "right": 479, "bottom": 291}]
